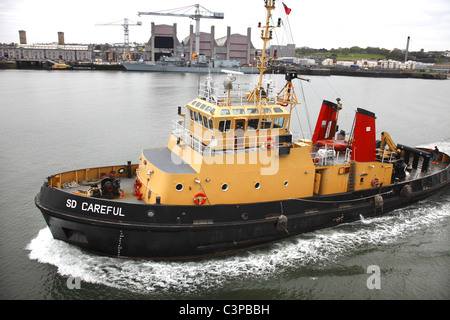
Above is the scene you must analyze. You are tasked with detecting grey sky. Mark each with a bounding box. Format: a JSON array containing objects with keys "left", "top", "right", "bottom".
[{"left": 1, "top": 0, "right": 449, "bottom": 51}]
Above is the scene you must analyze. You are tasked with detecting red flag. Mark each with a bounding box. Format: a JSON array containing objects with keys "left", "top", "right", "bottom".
[{"left": 283, "top": 2, "right": 292, "bottom": 15}]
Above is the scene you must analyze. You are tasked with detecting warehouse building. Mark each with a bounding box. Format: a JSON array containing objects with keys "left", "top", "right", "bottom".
[
  {"left": 145, "top": 24, "right": 255, "bottom": 66},
  {"left": 0, "top": 31, "right": 92, "bottom": 62}
]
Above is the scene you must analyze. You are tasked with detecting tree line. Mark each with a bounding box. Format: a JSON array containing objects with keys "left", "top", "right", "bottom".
[{"left": 296, "top": 46, "right": 446, "bottom": 63}]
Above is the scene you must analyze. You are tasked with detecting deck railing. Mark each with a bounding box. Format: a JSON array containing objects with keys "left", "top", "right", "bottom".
[
  {"left": 310, "top": 145, "right": 352, "bottom": 166},
  {"left": 171, "top": 120, "right": 277, "bottom": 156},
  {"left": 172, "top": 120, "right": 402, "bottom": 168},
  {"left": 197, "top": 79, "right": 278, "bottom": 106}
]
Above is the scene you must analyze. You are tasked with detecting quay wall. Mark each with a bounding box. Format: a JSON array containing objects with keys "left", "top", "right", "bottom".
[
  {"left": 0, "top": 60, "right": 447, "bottom": 79},
  {"left": 269, "top": 66, "right": 447, "bottom": 80}
]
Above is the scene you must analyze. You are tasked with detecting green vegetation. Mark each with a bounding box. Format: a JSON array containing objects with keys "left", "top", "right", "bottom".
[
  {"left": 318, "top": 53, "right": 386, "bottom": 61},
  {"left": 296, "top": 46, "right": 448, "bottom": 63}
]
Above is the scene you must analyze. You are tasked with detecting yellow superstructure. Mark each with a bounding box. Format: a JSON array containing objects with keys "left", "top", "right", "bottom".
[{"left": 133, "top": 0, "right": 394, "bottom": 206}]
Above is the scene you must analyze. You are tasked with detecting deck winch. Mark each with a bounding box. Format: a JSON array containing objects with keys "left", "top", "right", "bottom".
[{"left": 86, "top": 177, "right": 122, "bottom": 199}]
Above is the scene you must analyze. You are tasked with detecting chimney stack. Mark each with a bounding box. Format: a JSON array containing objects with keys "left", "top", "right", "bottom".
[
  {"left": 19, "top": 30, "right": 27, "bottom": 44},
  {"left": 58, "top": 32, "right": 65, "bottom": 45},
  {"left": 405, "top": 36, "right": 410, "bottom": 62}
]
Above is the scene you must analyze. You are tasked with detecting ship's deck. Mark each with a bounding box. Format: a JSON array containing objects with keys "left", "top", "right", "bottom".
[
  {"left": 406, "top": 162, "right": 447, "bottom": 180},
  {"left": 142, "top": 148, "right": 196, "bottom": 174},
  {"left": 61, "top": 176, "right": 143, "bottom": 204}
]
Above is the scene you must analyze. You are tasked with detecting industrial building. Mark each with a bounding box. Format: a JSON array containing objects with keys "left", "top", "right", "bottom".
[
  {"left": 269, "top": 44, "right": 295, "bottom": 58},
  {"left": 0, "top": 25, "right": 293, "bottom": 67},
  {"left": 145, "top": 23, "right": 181, "bottom": 62},
  {"left": 0, "top": 31, "right": 92, "bottom": 62},
  {"left": 320, "top": 58, "right": 438, "bottom": 71},
  {"left": 144, "top": 23, "right": 256, "bottom": 66}
]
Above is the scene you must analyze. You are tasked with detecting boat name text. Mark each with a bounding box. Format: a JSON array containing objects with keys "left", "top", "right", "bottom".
[{"left": 66, "top": 199, "right": 124, "bottom": 216}]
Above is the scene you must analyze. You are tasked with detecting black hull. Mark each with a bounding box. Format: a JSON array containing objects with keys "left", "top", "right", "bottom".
[{"left": 35, "top": 165, "right": 450, "bottom": 260}]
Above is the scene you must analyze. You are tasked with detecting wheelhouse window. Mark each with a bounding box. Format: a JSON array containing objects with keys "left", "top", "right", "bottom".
[
  {"left": 247, "top": 108, "right": 259, "bottom": 114},
  {"left": 273, "top": 117, "right": 285, "bottom": 128},
  {"left": 273, "top": 107, "right": 284, "bottom": 113},
  {"left": 248, "top": 119, "right": 259, "bottom": 130},
  {"left": 193, "top": 111, "right": 198, "bottom": 122},
  {"left": 218, "top": 120, "right": 231, "bottom": 132},
  {"left": 220, "top": 109, "right": 230, "bottom": 115},
  {"left": 208, "top": 119, "right": 213, "bottom": 130},
  {"left": 189, "top": 109, "right": 194, "bottom": 120},
  {"left": 260, "top": 118, "right": 273, "bottom": 129},
  {"left": 232, "top": 108, "right": 246, "bottom": 115},
  {"left": 203, "top": 115, "right": 209, "bottom": 128}
]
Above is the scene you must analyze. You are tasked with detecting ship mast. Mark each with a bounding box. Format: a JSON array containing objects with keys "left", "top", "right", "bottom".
[{"left": 247, "top": 0, "right": 279, "bottom": 104}]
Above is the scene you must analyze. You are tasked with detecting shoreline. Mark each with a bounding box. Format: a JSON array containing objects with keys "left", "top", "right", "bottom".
[
  {"left": 1, "top": 60, "right": 447, "bottom": 79},
  {"left": 270, "top": 66, "right": 448, "bottom": 80}
]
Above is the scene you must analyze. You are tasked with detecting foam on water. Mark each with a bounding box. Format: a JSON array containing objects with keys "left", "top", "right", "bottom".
[{"left": 27, "top": 142, "right": 450, "bottom": 295}]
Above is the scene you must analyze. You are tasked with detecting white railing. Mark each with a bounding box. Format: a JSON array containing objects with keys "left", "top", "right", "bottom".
[
  {"left": 310, "top": 146, "right": 398, "bottom": 167},
  {"left": 198, "top": 79, "right": 245, "bottom": 105},
  {"left": 173, "top": 120, "right": 354, "bottom": 163},
  {"left": 172, "top": 120, "right": 278, "bottom": 156},
  {"left": 197, "top": 78, "right": 278, "bottom": 106},
  {"left": 172, "top": 121, "right": 402, "bottom": 169},
  {"left": 376, "top": 148, "right": 397, "bottom": 163},
  {"left": 310, "top": 144, "right": 352, "bottom": 166}
]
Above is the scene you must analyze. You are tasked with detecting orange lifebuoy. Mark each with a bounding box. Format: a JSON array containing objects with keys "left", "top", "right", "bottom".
[
  {"left": 193, "top": 192, "right": 207, "bottom": 205},
  {"left": 371, "top": 177, "right": 379, "bottom": 187},
  {"left": 264, "top": 137, "right": 273, "bottom": 150}
]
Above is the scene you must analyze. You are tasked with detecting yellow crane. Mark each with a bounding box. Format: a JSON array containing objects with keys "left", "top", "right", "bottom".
[
  {"left": 378, "top": 131, "right": 401, "bottom": 161},
  {"left": 380, "top": 132, "right": 399, "bottom": 153}
]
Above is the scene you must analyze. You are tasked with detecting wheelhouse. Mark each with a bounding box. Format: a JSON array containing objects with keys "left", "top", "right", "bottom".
[{"left": 185, "top": 98, "right": 290, "bottom": 151}]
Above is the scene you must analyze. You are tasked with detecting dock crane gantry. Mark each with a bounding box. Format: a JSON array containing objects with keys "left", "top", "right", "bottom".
[
  {"left": 95, "top": 18, "right": 142, "bottom": 47},
  {"left": 138, "top": 4, "right": 224, "bottom": 57}
]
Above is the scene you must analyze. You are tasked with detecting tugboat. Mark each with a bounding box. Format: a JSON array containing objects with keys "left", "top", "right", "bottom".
[{"left": 35, "top": 0, "right": 450, "bottom": 259}]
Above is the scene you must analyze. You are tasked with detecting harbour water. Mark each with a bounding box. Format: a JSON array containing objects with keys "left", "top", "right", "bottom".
[{"left": 0, "top": 69, "right": 449, "bottom": 301}]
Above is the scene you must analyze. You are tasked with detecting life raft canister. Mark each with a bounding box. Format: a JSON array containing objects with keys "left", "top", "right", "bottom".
[
  {"left": 316, "top": 139, "right": 350, "bottom": 151},
  {"left": 193, "top": 192, "right": 207, "bottom": 205}
]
